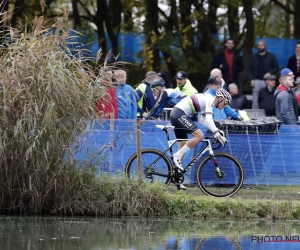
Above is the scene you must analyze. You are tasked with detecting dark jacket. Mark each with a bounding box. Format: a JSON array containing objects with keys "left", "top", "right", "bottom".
[
  {"left": 248, "top": 52, "right": 279, "bottom": 80},
  {"left": 136, "top": 82, "right": 155, "bottom": 116},
  {"left": 230, "top": 93, "right": 249, "bottom": 110},
  {"left": 287, "top": 54, "right": 300, "bottom": 79},
  {"left": 211, "top": 50, "right": 244, "bottom": 85},
  {"left": 274, "top": 85, "right": 298, "bottom": 125},
  {"left": 258, "top": 86, "right": 276, "bottom": 116}
]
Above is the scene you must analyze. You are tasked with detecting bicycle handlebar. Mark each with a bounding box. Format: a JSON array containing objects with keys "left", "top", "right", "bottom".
[{"left": 204, "top": 135, "right": 227, "bottom": 150}]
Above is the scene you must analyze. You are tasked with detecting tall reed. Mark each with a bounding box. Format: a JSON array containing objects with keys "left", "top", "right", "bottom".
[{"left": 0, "top": 12, "right": 107, "bottom": 214}]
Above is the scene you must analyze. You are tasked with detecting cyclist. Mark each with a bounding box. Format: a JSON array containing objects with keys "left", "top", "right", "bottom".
[
  {"left": 145, "top": 78, "right": 187, "bottom": 120},
  {"left": 170, "top": 80, "right": 231, "bottom": 189}
]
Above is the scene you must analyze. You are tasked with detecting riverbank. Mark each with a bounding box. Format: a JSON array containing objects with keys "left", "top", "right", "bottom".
[
  {"left": 165, "top": 184, "right": 300, "bottom": 220},
  {"left": 2, "top": 174, "right": 300, "bottom": 219}
]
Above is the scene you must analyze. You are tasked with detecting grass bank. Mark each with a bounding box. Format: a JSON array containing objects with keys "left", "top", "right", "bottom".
[{"left": 3, "top": 173, "right": 299, "bottom": 220}]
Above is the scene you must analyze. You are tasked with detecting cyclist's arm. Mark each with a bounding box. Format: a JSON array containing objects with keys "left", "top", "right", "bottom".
[
  {"left": 146, "top": 91, "right": 169, "bottom": 119},
  {"left": 200, "top": 95, "right": 218, "bottom": 132},
  {"left": 199, "top": 114, "right": 218, "bottom": 133}
]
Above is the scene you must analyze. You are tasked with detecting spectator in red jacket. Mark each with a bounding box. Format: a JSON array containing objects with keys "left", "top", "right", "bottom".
[
  {"left": 95, "top": 67, "right": 118, "bottom": 119},
  {"left": 211, "top": 38, "right": 244, "bottom": 87}
]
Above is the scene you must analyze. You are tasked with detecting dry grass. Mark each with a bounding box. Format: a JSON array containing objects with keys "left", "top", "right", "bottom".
[{"left": 0, "top": 9, "right": 109, "bottom": 214}]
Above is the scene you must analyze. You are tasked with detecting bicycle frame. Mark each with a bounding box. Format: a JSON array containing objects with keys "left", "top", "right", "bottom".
[{"left": 146, "top": 127, "right": 216, "bottom": 175}]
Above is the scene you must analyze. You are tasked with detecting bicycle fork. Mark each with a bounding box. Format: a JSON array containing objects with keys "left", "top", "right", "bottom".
[{"left": 212, "top": 156, "right": 225, "bottom": 179}]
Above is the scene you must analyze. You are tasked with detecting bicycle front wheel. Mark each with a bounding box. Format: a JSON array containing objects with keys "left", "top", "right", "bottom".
[
  {"left": 196, "top": 153, "right": 244, "bottom": 197},
  {"left": 125, "top": 148, "right": 173, "bottom": 186}
]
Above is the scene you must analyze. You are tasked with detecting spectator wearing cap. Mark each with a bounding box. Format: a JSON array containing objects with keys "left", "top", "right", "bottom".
[
  {"left": 136, "top": 71, "right": 157, "bottom": 118},
  {"left": 281, "top": 68, "right": 298, "bottom": 116},
  {"left": 211, "top": 38, "right": 244, "bottom": 87},
  {"left": 145, "top": 78, "right": 187, "bottom": 120},
  {"left": 293, "top": 77, "right": 300, "bottom": 115},
  {"left": 204, "top": 76, "right": 242, "bottom": 120},
  {"left": 287, "top": 41, "right": 300, "bottom": 79},
  {"left": 174, "top": 71, "right": 198, "bottom": 96},
  {"left": 281, "top": 68, "right": 295, "bottom": 80},
  {"left": 228, "top": 83, "right": 249, "bottom": 110},
  {"left": 274, "top": 74, "right": 298, "bottom": 124},
  {"left": 248, "top": 39, "right": 279, "bottom": 109},
  {"left": 157, "top": 70, "right": 171, "bottom": 88},
  {"left": 203, "top": 68, "right": 228, "bottom": 92},
  {"left": 258, "top": 74, "right": 277, "bottom": 116}
]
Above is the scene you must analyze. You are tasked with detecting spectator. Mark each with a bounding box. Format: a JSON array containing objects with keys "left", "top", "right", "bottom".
[
  {"left": 203, "top": 68, "right": 228, "bottom": 92},
  {"left": 274, "top": 75, "right": 298, "bottom": 124},
  {"left": 157, "top": 70, "right": 171, "bottom": 88},
  {"left": 248, "top": 39, "right": 279, "bottom": 109},
  {"left": 258, "top": 74, "right": 277, "bottom": 116},
  {"left": 228, "top": 83, "right": 249, "bottom": 110},
  {"left": 145, "top": 78, "right": 187, "bottom": 119},
  {"left": 281, "top": 67, "right": 295, "bottom": 81},
  {"left": 174, "top": 71, "right": 198, "bottom": 96},
  {"left": 211, "top": 38, "right": 244, "bottom": 87},
  {"left": 287, "top": 41, "right": 300, "bottom": 79},
  {"left": 136, "top": 71, "right": 157, "bottom": 118},
  {"left": 204, "top": 76, "right": 242, "bottom": 120},
  {"left": 293, "top": 77, "right": 300, "bottom": 115},
  {"left": 114, "top": 69, "right": 137, "bottom": 119},
  {"left": 95, "top": 67, "right": 118, "bottom": 119}
]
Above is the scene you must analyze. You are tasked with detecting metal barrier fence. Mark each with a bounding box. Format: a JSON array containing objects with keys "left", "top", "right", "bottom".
[{"left": 74, "top": 119, "right": 300, "bottom": 185}]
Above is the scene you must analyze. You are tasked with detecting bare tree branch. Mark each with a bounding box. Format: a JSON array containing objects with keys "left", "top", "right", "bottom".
[
  {"left": 77, "top": 0, "right": 97, "bottom": 22},
  {"left": 270, "top": 0, "right": 293, "bottom": 14}
]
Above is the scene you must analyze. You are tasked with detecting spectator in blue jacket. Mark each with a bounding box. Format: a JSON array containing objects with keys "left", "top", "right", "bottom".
[
  {"left": 115, "top": 70, "right": 137, "bottom": 119},
  {"left": 205, "top": 76, "right": 242, "bottom": 120}
]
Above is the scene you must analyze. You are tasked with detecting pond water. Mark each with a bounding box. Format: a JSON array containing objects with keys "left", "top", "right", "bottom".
[{"left": 1, "top": 216, "right": 300, "bottom": 250}]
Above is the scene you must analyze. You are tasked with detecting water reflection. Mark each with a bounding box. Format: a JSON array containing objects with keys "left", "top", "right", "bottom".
[{"left": 1, "top": 216, "right": 300, "bottom": 249}]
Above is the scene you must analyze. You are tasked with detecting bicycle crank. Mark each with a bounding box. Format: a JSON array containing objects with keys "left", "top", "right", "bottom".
[{"left": 172, "top": 171, "right": 184, "bottom": 184}]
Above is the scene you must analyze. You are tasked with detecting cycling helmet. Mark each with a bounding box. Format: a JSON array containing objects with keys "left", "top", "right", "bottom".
[
  {"left": 151, "top": 78, "right": 165, "bottom": 88},
  {"left": 216, "top": 88, "right": 232, "bottom": 103}
]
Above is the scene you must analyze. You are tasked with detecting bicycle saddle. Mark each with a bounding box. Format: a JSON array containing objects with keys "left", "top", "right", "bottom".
[{"left": 156, "top": 125, "right": 175, "bottom": 130}]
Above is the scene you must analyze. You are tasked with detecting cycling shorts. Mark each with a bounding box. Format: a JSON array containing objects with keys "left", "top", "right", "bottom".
[{"left": 170, "top": 107, "right": 199, "bottom": 139}]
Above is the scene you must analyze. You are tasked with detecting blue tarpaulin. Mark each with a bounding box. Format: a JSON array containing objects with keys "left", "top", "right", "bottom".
[{"left": 74, "top": 119, "right": 300, "bottom": 185}]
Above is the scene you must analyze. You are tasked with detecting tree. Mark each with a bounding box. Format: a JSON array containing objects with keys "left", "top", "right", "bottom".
[
  {"left": 240, "top": 0, "right": 255, "bottom": 92},
  {"left": 271, "top": 0, "right": 300, "bottom": 38},
  {"left": 74, "top": 0, "right": 122, "bottom": 58}
]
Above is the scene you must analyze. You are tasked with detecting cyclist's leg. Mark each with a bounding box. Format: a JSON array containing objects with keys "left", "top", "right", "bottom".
[{"left": 170, "top": 108, "right": 201, "bottom": 168}]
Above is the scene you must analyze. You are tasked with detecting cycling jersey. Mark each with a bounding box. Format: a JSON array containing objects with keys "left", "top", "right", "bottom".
[
  {"left": 170, "top": 93, "right": 219, "bottom": 138},
  {"left": 175, "top": 93, "right": 214, "bottom": 116},
  {"left": 147, "top": 89, "right": 187, "bottom": 118}
]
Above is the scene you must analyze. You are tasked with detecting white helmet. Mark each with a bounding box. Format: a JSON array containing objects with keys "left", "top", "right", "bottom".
[{"left": 216, "top": 89, "right": 232, "bottom": 103}]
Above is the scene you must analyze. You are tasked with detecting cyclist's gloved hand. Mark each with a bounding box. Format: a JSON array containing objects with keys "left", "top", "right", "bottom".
[
  {"left": 213, "top": 130, "right": 227, "bottom": 146},
  {"left": 218, "top": 129, "right": 225, "bottom": 137}
]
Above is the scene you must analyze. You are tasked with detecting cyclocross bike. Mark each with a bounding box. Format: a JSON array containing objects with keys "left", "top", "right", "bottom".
[{"left": 125, "top": 125, "right": 244, "bottom": 198}]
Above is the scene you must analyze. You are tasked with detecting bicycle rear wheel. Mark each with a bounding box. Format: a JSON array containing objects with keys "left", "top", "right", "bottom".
[
  {"left": 125, "top": 148, "right": 173, "bottom": 186},
  {"left": 196, "top": 153, "right": 244, "bottom": 197}
]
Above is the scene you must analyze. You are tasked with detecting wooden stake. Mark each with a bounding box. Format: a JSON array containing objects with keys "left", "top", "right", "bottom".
[
  {"left": 109, "top": 112, "right": 114, "bottom": 170},
  {"left": 136, "top": 118, "right": 142, "bottom": 183}
]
